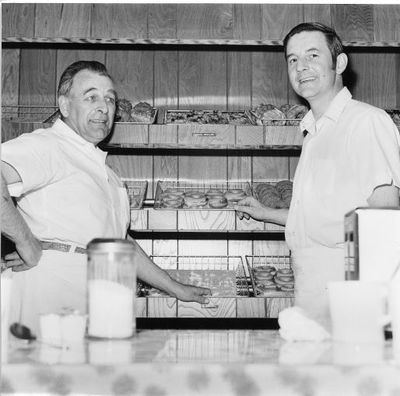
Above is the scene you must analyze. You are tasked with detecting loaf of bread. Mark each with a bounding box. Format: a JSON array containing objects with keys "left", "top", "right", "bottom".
[{"left": 130, "top": 102, "right": 154, "bottom": 123}]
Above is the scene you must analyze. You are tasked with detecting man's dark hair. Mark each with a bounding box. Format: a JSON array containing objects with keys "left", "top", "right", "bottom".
[
  {"left": 283, "top": 22, "right": 344, "bottom": 67},
  {"left": 57, "top": 60, "right": 113, "bottom": 97}
]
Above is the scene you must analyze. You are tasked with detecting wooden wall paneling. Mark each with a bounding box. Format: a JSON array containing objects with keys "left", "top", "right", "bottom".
[
  {"left": 109, "top": 124, "right": 148, "bottom": 145},
  {"left": 289, "top": 157, "right": 300, "bottom": 180},
  {"left": 178, "top": 239, "right": 228, "bottom": 256},
  {"left": 233, "top": 4, "right": 261, "bottom": 40},
  {"left": 303, "top": 4, "right": 332, "bottom": 25},
  {"left": 152, "top": 239, "right": 178, "bottom": 257},
  {"left": 130, "top": 210, "right": 148, "bottom": 231},
  {"left": 91, "top": 4, "right": 147, "bottom": 39},
  {"left": 53, "top": 4, "right": 92, "bottom": 38},
  {"left": 147, "top": 297, "right": 177, "bottom": 318},
  {"left": 35, "top": 4, "right": 62, "bottom": 37},
  {"left": 260, "top": 4, "right": 303, "bottom": 41},
  {"left": 253, "top": 240, "right": 290, "bottom": 256},
  {"left": 154, "top": 51, "right": 178, "bottom": 109},
  {"left": 178, "top": 299, "right": 236, "bottom": 318},
  {"left": 136, "top": 298, "right": 147, "bottom": 318},
  {"left": 237, "top": 298, "right": 266, "bottom": 318},
  {"left": 2, "top": 49, "right": 20, "bottom": 106},
  {"left": 106, "top": 153, "right": 152, "bottom": 184},
  {"left": 228, "top": 51, "right": 252, "bottom": 110},
  {"left": 349, "top": 52, "right": 397, "bottom": 108},
  {"left": 19, "top": 49, "right": 57, "bottom": 107},
  {"left": 2, "top": 3, "right": 35, "bottom": 37},
  {"left": 331, "top": 5, "right": 374, "bottom": 42},
  {"left": 252, "top": 50, "right": 288, "bottom": 106},
  {"left": 106, "top": 50, "right": 154, "bottom": 106},
  {"left": 148, "top": 4, "right": 177, "bottom": 39},
  {"left": 373, "top": 5, "right": 400, "bottom": 42},
  {"left": 179, "top": 210, "right": 236, "bottom": 231},
  {"left": 177, "top": 4, "right": 233, "bottom": 40},
  {"left": 179, "top": 51, "right": 227, "bottom": 110},
  {"left": 56, "top": 50, "right": 106, "bottom": 92}
]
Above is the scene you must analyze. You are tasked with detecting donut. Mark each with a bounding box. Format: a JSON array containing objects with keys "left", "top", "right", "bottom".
[
  {"left": 255, "top": 272, "right": 275, "bottom": 281},
  {"left": 274, "top": 277, "right": 294, "bottom": 286},
  {"left": 277, "top": 268, "right": 293, "bottom": 276},
  {"left": 253, "top": 265, "right": 276, "bottom": 274},
  {"left": 208, "top": 196, "right": 228, "bottom": 209},
  {"left": 206, "top": 189, "right": 224, "bottom": 198},
  {"left": 163, "top": 188, "right": 185, "bottom": 197},
  {"left": 224, "top": 189, "right": 247, "bottom": 202},
  {"left": 275, "top": 274, "right": 295, "bottom": 283},
  {"left": 279, "top": 284, "right": 295, "bottom": 292},
  {"left": 162, "top": 195, "right": 184, "bottom": 208},
  {"left": 184, "top": 193, "right": 207, "bottom": 208}
]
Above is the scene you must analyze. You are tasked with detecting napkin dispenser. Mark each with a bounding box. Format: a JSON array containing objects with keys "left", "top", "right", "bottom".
[{"left": 344, "top": 207, "right": 400, "bottom": 281}]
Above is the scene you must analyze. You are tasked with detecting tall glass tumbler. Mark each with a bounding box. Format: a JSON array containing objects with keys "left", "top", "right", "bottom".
[{"left": 87, "top": 238, "right": 137, "bottom": 338}]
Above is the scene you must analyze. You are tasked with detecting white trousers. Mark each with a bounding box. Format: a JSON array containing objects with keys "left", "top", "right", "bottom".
[{"left": 10, "top": 250, "right": 87, "bottom": 337}]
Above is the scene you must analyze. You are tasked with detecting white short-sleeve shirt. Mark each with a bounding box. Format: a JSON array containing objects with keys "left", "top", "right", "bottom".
[
  {"left": 286, "top": 87, "right": 400, "bottom": 251},
  {"left": 1, "top": 119, "right": 130, "bottom": 247}
]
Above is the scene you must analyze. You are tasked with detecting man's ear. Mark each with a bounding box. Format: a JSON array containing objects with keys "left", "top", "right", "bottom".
[
  {"left": 336, "top": 53, "right": 348, "bottom": 75},
  {"left": 58, "top": 95, "right": 69, "bottom": 117}
]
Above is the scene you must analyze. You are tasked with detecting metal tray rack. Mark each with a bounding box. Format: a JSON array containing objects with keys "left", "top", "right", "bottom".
[
  {"left": 154, "top": 180, "right": 252, "bottom": 210},
  {"left": 139, "top": 256, "right": 250, "bottom": 297},
  {"left": 246, "top": 255, "right": 294, "bottom": 298},
  {"left": 164, "top": 109, "right": 255, "bottom": 125},
  {"left": 121, "top": 179, "right": 148, "bottom": 210}
]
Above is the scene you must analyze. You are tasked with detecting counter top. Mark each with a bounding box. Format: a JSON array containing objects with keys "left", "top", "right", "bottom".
[{"left": 2, "top": 329, "right": 400, "bottom": 395}]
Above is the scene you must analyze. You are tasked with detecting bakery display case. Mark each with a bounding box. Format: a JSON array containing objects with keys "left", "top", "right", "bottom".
[{"left": 2, "top": 3, "right": 399, "bottom": 320}]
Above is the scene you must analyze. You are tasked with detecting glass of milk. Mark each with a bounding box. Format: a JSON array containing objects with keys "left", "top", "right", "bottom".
[{"left": 87, "top": 239, "right": 137, "bottom": 339}]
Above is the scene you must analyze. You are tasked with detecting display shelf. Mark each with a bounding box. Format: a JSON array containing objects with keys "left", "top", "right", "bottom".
[{"left": 3, "top": 36, "right": 400, "bottom": 47}]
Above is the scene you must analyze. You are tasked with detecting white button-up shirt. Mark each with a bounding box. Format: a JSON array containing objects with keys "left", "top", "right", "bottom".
[
  {"left": 2, "top": 119, "right": 130, "bottom": 247},
  {"left": 286, "top": 87, "right": 400, "bottom": 251}
]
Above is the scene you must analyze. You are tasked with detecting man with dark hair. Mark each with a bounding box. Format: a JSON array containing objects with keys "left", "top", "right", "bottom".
[
  {"left": 1, "top": 60, "right": 211, "bottom": 334},
  {"left": 235, "top": 22, "right": 400, "bottom": 326}
]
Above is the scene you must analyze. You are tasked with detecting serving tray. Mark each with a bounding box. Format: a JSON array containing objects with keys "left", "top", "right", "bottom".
[
  {"left": 164, "top": 109, "right": 255, "bottom": 125},
  {"left": 246, "top": 255, "right": 294, "bottom": 297},
  {"left": 154, "top": 181, "right": 252, "bottom": 210}
]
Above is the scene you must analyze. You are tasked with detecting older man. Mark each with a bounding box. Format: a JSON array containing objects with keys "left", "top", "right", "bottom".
[{"left": 1, "top": 60, "right": 210, "bottom": 334}]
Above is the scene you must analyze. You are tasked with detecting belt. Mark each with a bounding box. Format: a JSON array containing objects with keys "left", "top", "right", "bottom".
[{"left": 41, "top": 241, "right": 87, "bottom": 255}]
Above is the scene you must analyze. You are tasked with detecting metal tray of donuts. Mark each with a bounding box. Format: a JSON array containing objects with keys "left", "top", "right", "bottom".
[
  {"left": 121, "top": 179, "right": 148, "bottom": 210},
  {"left": 164, "top": 109, "right": 255, "bottom": 125},
  {"left": 246, "top": 255, "right": 294, "bottom": 297},
  {"left": 138, "top": 255, "right": 251, "bottom": 297},
  {"left": 154, "top": 181, "right": 252, "bottom": 210}
]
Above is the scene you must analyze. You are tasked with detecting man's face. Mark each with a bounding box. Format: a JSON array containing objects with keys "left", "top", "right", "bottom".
[
  {"left": 59, "top": 70, "right": 116, "bottom": 145},
  {"left": 286, "top": 31, "right": 338, "bottom": 103}
]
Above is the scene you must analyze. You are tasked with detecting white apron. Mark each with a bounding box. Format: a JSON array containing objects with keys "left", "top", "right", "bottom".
[
  {"left": 10, "top": 250, "right": 87, "bottom": 337},
  {"left": 292, "top": 246, "right": 345, "bottom": 329}
]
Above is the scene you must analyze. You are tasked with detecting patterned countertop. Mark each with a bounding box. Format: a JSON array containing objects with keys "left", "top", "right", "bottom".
[{"left": 2, "top": 329, "right": 400, "bottom": 395}]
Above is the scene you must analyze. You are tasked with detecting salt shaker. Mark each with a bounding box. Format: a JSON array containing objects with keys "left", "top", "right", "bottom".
[{"left": 87, "top": 238, "right": 137, "bottom": 338}]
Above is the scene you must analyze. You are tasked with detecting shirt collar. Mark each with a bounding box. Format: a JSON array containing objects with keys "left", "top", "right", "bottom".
[
  {"left": 52, "top": 118, "right": 108, "bottom": 162},
  {"left": 300, "top": 87, "right": 352, "bottom": 136}
]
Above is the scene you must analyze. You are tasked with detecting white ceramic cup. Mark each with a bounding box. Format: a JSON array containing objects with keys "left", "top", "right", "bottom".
[{"left": 328, "top": 281, "right": 389, "bottom": 344}]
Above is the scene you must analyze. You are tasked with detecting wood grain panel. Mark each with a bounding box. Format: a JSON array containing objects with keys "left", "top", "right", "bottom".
[
  {"left": 178, "top": 298, "right": 236, "bottom": 318},
  {"left": 233, "top": 4, "right": 261, "bottom": 40},
  {"left": 147, "top": 297, "right": 177, "bottom": 317},
  {"left": 264, "top": 126, "right": 303, "bottom": 146},
  {"left": 349, "top": 52, "right": 397, "bottom": 108},
  {"left": 331, "top": 4, "right": 374, "bottom": 42},
  {"left": 373, "top": 5, "right": 400, "bottom": 42},
  {"left": 260, "top": 4, "right": 303, "bottom": 41},
  {"left": 130, "top": 211, "right": 148, "bottom": 231},
  {"left": 178, "top": 154, "right": 227, "bottom": 181},
  {"left": 136, "top": 298, "right": 147, "bottom": 318},
  {"left": 253, "top": 241, "right": 290, "bottom": 256},
  {"left": 236, "top": 126, "right": 264, "bottom": 146},
  {"left": 266, "top": 297, "right": 294, "bottom": 317},
  {"left": 19, "top": 49, "right": 57, "bottom": 107},
  {"left": 109, "top": 124, "right": 148, "bottom": 145},
  {"left": 237, "top": 298, "right": 266, "bottom": 318},
  {"left": 148, "top": 210, "right": 177, "bottom": 230},
  {"left": 35, "top": 4, "right": 61, "bottom": 37},
  {"left": 228, "top": 52, "right": 252, "bottom": 110},
  {"left": 56, "top": 4, "right": 92, "bottom": 37},
  {"left": 177, "top": 4, "right": 233, "bottom": 40},
  {"left": 152, "top": 239, "right": 178, "bottom": 257},
  {"left": 179, "top": 51, "right": 227, "bottom": 110},
  {"left": 106, "top": 50, "right": 154, "bottom": 105},
  {"left": 91, "top": 4, "right": 147, "bottom": 38},
  {"left": 154, "top": 51, "right": 178, "bottom": 108},
  {"left": 289, "top": 157, "right": 300, "bottom": 180},
  {"left": 227, "top": 153, "right": 252, "bottom": 181},
  {"left": 2, "top": 3, "right": 34, "bottom": 37},
  {"left": 252, "top": 51, "right": 288, "bottom": 106},
  {"left": 178, "top": 211, "right": 236, "bottom": 231},
  {"left": 56, "top": 50, "right": 106, "bottom": 92},
  {"left": 148, "top": 4, "right": 177, "bottom": 39},
  {"left": 1, "top": 49, "right": 20, "bottom": 106},
  {"left": 178, "top": 240, "right": 228, "bottom": 256},
  {"left": 303, "top": 4, "right": 332, "bottom": 25},
  {"left": 178, "top": 125, "right": 234, "bottom": 146},
  {"left": 252, "top": 156, "right": 289, "bottom": 182}
]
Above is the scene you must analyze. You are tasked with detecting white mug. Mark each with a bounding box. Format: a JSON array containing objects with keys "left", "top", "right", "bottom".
[{"left": 328, "top": 281, "right": 390, "bottom": 344}]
